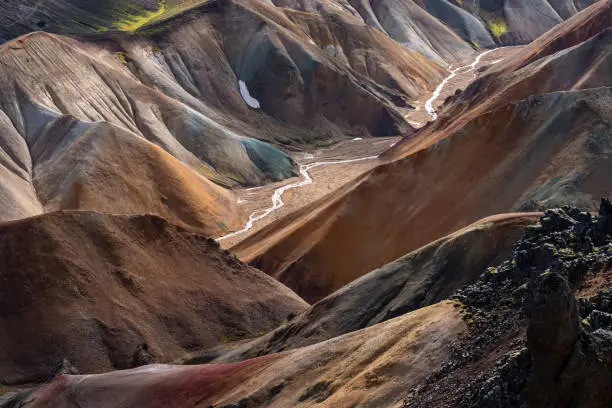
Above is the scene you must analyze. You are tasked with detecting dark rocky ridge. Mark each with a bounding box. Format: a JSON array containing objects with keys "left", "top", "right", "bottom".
[{"left": 404, "top": 200, "right": 612, "bottom": 407}]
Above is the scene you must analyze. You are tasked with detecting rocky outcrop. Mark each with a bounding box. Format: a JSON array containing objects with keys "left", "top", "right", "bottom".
[
  {"left": 526, "top": 271, "right": 582, "bottom": 406},
  {"left": 404, "top": 201, "right": 612, "bottom": 407}
]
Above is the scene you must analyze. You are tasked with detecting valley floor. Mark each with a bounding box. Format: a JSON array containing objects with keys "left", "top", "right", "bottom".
[
  {"left": 219, "top": 46, "right": 519, "bottom": 249},
  {"left": 219, "top": 137, "right": 399, "bottom": 248}
]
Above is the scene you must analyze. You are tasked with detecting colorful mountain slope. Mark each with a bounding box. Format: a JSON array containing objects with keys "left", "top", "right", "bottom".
[{"left": 0, "top": 211, "right": 307, "bottom": 384}]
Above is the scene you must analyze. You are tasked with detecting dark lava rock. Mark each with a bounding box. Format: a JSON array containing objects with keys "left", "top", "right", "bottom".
[
  {"left": 51, "top": 358, "right": 79, "bottom": 378},
  {"left": 406, "top": 199, "right": 612, "bottom": 407},
  {"left": 131, "top": 343, "right": 156, "bottom": 367},
  {"left": 526, "top": 271, "right": 581, "bottom": 407}
]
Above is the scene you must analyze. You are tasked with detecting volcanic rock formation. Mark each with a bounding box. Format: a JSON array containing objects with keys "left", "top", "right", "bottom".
[
  {"left": 404, "top": 201, "right": 612, "bottom": 407},
  {"left": 0, "top": 0, "right": 611, "bottom": 407}
]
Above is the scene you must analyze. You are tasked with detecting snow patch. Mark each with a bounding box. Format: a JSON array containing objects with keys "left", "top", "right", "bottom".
[
  {"left": 352, "top": 138, "right": 363, "bottom": 141},
  {"left": 239, "top": 80, "right": 261, "bottom": 109}
]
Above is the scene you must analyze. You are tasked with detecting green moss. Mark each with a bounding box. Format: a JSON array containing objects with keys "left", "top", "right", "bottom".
[
  {"left": 112, "top": 1, "right": 167, "bottom": 31},
  {"left": 312, "top": 138, "right": 336, "bottom": 148},
  {"left": 488, "top": 18, "right": 508, "bottom": 39},
  {"left": 471, "top": 40, "right": 480, "bottom": 49},
  {"left": 226, "top": 171, "right": 246, "bottom": 184},
  {"left": 116, "top": 51, "right": 128, "bottom": 65}
]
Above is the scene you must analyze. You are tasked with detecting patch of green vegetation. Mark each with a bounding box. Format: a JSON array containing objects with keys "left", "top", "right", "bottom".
[
  {"left": 116, "top": 51, "right": 128, "bottom": 65},
  {"left": 487, "top": 17, "right": 508, "bottom": 39},
  {"left": 226, "top": 171, "right": 246, "bottom": 185},
  {"left": 221, "top": 330, "right": 249, "bottom": 344},
  {"left": 113, "top": 1, "right": 168, "bottom": 32},
  {"left": 192, "top": 162, "right": 217, "bottom": 179},
  {"left": 471, "top": 40, "right": 480, "bottom": 49},
  {"left": 312, "top": 138, "right": 336, "bottom": 148}
]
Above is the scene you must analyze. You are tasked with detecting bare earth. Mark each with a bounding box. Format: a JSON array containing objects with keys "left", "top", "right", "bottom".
[
  {"left": 219, "top": 137, "right": 400, "bottom": 248},
  {"left": 219, "top": 48, "right": 523, "bottom": 249},
  {"left": 404, "top": 46, "right": 523, "bottom": 127}
]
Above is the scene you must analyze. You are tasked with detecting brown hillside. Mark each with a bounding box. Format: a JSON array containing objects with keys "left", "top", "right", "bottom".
[{"left": 0, "top": 211, "right": 307, "bottom": 384}]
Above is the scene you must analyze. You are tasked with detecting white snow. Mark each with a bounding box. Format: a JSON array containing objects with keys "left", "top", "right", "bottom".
[
  {"left": 239, "top": 80, "right": 261, "bottom": 109},
  {"left": 352, "top": 138, "right": 363, "bottom": 141}
]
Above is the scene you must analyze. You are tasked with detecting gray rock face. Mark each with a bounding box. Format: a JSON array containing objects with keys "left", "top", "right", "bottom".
[
  {"left": 526, "top": 272, "right": 581, "bottom": 406},
  {"left": 503, "top": 0, "right": 564, "bottom": 44},
  {"left": 423, "top": 0, "right": 497, "bottom": 48},
  {"left": 350, "top": 0, "right": 475, "bottom": 64}
]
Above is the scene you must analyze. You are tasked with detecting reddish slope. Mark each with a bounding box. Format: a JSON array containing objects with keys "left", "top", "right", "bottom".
[
  {"left": 17, "top": 302, "right": 465, "bottom": 408},
  {"left": 0, "top": 212, "right": 307, "bottom": 384},
  {"left": 491, "top": 0, "right": 612, "bottom": 72}
]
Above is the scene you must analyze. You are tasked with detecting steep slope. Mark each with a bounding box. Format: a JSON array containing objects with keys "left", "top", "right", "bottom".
[
  {"left": 214, "top": 213, "right": 539, "bottom": 360},
  {"left": 231, "top": 21, "right": 612, "bottom": 302},
  {"left": 273, "top": 0, "right": 601, "bottom": 63},
  {"left": 0, "top": 0, "right": 446, "bottom": 149},
  {"left": 279, "top": 0, "right": 475, "bottom": 65},
  {"left": 33, "top": 120, "right": 242, "bottom": 234},
  {"left": 0, "top": 31, "right": 296, "bottom": 188},
  {"left": 391, "top": 20, "right": 612, "bottom": 160},
  {"left": 11, "top": 301, "right": 465, "bottom": 408},
  {"left": 411, "top": 0, "right": 600, "bottom": 46},
  {"left": 116, "top": 0, "right": 445, "bottom": 142},
  {"left": 0, "top": 0, "right": 210, "bottom": 42},
  {"left": 0, "top": 0, "right": 450, "bottom": 229},
  {"left": 0, "top": 100, "right": 242, "bottom": 233},
  {"left": 0, "top": 211, "right": 307, "bottom": 384},
  {"left": 500, "top": 0, "right": 612, "bottom": 70}
]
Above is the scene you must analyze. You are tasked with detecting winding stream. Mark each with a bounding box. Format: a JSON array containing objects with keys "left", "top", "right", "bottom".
[{"left": 216, "top": 49, "right": 499, "bottom": 243}]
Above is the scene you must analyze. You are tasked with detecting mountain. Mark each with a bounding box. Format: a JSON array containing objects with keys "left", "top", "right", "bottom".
[
  {"left": 231, "top": 1, "right": 611, "bottom": 303},
  {"left": 210, "top": 213, "right": 540, "bottom": 361},
  {"left": 0, "top": 0, "right": 452, "bottom": 228},
  {"left": 0, "top": 211, "right": 307, "bottom": 384},
  {"left": 1, "top": 0, "right": 611, "bottom": 407}
]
